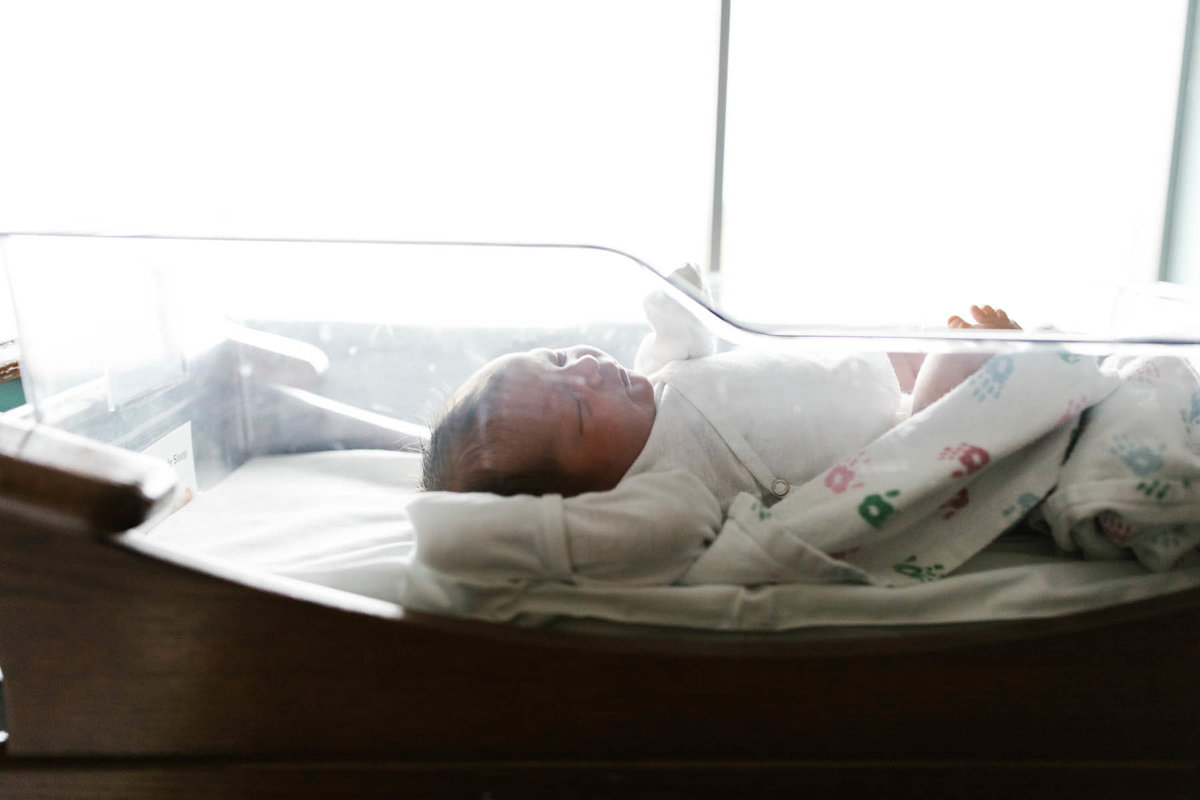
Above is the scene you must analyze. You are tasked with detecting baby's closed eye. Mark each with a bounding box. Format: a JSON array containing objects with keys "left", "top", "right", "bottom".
[{"left": 561, "top": 386, "right": 585, "bottom": 432}]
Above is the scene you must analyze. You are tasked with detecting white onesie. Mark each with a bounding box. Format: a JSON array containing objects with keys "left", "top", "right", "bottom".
[
  {"left": 629, "top": 348, "right": 903, "bottom": 515},
  {"left": 408, "top": 270, "right": 904, "bottom": 586}
]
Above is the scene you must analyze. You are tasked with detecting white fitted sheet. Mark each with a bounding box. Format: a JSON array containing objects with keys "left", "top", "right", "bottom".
[{"left": 148, "top": 449, "right": 1200, "bottom": 630}]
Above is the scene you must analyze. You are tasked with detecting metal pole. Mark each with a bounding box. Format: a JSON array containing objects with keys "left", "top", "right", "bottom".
[
  {"left": 708, "top": 0, "right": 731, "bottom": 275},
  {"left": 1159, "top": 0, "right": 1198, "bottom": 282}
]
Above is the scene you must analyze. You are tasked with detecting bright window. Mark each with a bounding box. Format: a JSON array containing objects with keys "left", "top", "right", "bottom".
[
  {"left": 718, "top": 0, "right": 1190, "bottom": 330},
  {"left": 0, "top": 1, "right": 719, "bottom": 268}
]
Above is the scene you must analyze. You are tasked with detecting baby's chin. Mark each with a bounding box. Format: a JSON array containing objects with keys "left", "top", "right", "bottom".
[{"left": 627, "top": 372, "right": 656, "bottom": 410}]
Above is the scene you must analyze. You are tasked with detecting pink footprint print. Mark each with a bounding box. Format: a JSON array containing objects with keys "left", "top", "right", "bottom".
[
  {"left": 1129, "top": 361, "right": 1161, "bottom": 385},
  {"left": 825, "top": 451, "right": 869, "bottom": 494},
  {"left": 938, "top": 443, "right": 990, "bottom": 478}
]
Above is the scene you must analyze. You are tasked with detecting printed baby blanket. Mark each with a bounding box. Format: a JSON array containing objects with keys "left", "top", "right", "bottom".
[{"left": 683, "top": 350, "right": 1200, "bottom": 586}]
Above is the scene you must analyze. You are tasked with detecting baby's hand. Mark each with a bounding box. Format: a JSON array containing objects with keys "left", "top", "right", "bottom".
[{"left": 948, "top": 304, "right": 1020, "bottom": 330}]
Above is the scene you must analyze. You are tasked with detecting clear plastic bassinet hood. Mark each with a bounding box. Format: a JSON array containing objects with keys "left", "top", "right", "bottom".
[
  {"left": 5, "top": 232, "right": 1200, "bottom": 631},
  {"left": 7, "top": 232, "right": 1200, "bottom": 444}
]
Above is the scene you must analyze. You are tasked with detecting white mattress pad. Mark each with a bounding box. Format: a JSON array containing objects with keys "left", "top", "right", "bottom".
[{"left": 147, "top": 449, "right": 1200, "bottom": 630}]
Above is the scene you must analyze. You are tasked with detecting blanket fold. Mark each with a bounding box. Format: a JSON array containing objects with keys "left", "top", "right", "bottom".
[{"left": 1042, "top": 354, "right": 1200, "bottom": 572}]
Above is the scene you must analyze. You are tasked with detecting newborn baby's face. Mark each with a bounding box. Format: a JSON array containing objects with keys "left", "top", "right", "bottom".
[{"left": 486, "top": 346, "right": 656, "bottom": 494}]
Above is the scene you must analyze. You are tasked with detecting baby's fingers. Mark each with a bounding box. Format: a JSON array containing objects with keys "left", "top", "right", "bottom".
[
  {"left": 969, "top": 304, "right": 994, "bottom": 323},
  {"left": 966, "top": 304, "right": 1020, "bottom": 330}
]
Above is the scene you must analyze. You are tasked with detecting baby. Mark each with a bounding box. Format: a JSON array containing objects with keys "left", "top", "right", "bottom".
[{"left": 422, "top": 302, "right": 1021, "bottom": 503}]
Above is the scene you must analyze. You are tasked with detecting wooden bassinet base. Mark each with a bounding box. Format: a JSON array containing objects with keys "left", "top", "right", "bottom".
[{"left": 1, "top": 481, "right": 1198, "bottom": 797}]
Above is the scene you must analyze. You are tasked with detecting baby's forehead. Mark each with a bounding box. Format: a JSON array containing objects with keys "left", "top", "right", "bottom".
[
  {"left": 474, "top": 357, "right": 560, "bottom": 453},
  {"left": 457, "top": 352, "right": 547, "bottom": 411}
]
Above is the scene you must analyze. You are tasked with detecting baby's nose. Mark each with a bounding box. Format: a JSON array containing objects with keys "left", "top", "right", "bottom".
[{"left": 563, "top": 354, "right": 604, "bottom": 386}]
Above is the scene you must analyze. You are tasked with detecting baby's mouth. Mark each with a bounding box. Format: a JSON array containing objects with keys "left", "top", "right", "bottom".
[{"left": 618, "top": 366, "right": 631, "bottom": 390}]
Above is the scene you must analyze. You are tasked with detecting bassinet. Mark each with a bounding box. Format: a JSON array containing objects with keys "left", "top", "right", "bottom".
[{"left": 0, "top": 233, "right": 1197, "bottom": 797}]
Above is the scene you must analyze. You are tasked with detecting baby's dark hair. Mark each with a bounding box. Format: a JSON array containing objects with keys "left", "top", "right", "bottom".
[{"left": 420, "top": 373, "right": 564, "bottom": 496}]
